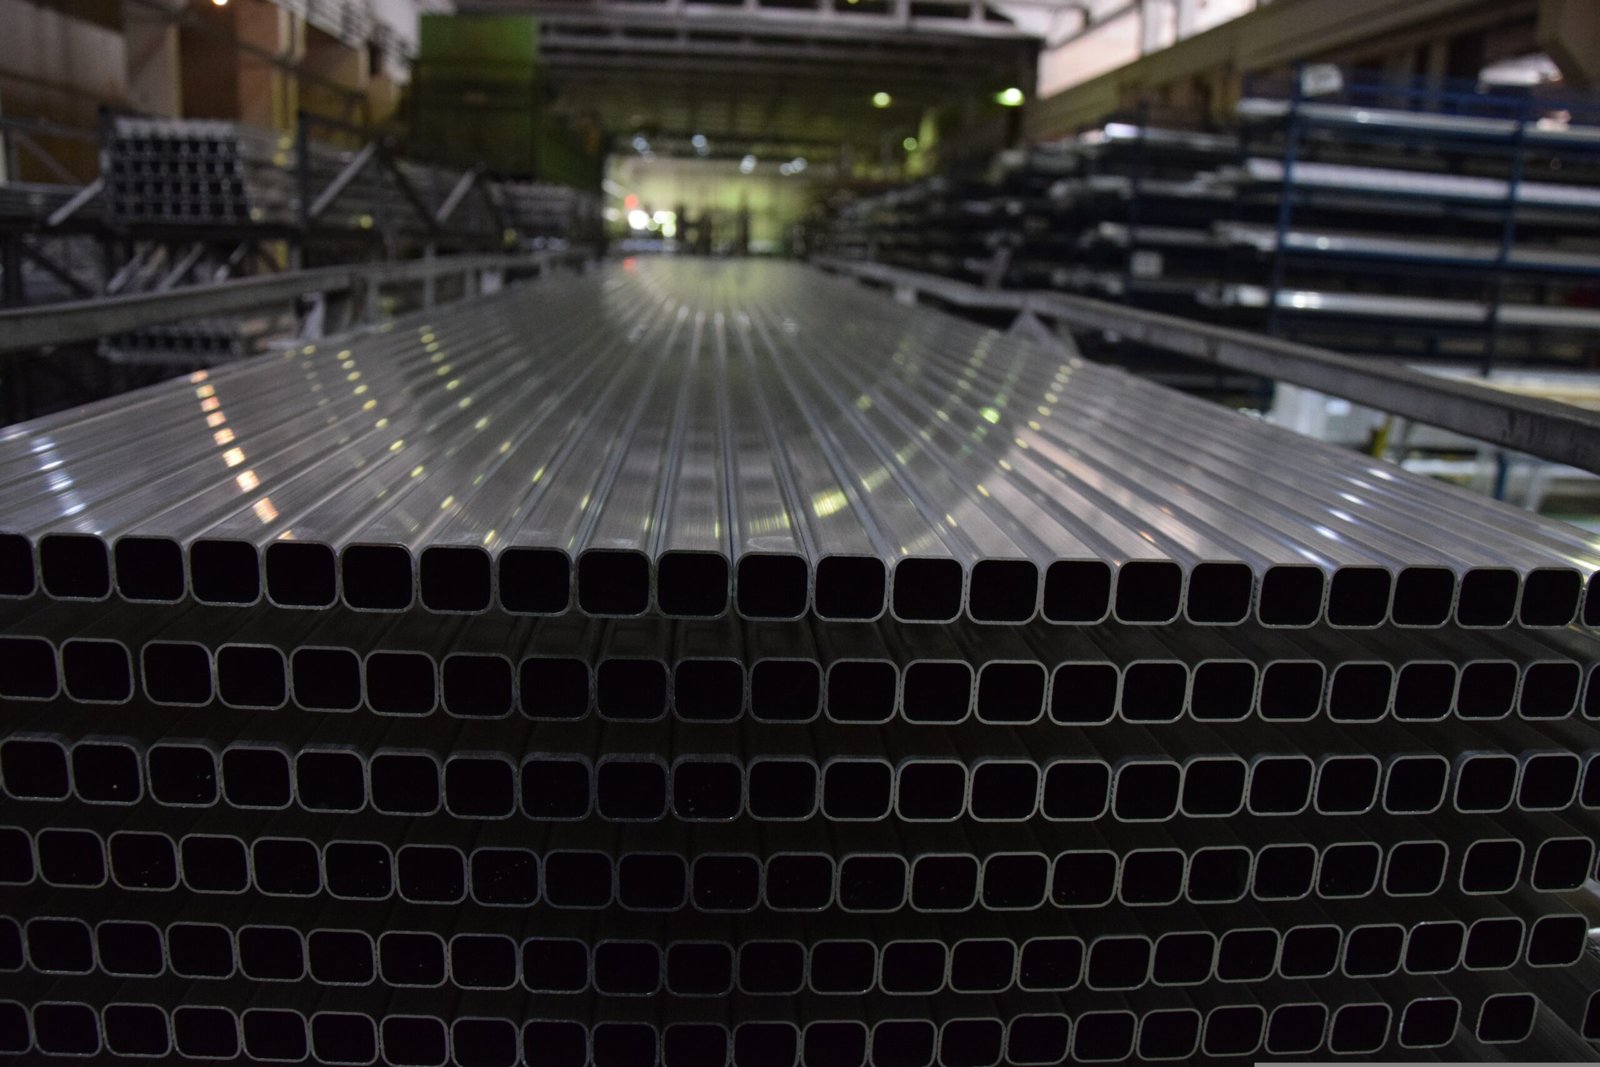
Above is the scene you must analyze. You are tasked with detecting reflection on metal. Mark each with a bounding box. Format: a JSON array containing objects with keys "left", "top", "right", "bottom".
[{"left": 1, "top": 258, "right": 1598, "bottom": 1062}]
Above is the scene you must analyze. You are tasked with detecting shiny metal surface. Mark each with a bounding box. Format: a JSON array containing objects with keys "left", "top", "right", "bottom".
[{"left": 1, "top": 259, "right": 1596, "bottom": 628}]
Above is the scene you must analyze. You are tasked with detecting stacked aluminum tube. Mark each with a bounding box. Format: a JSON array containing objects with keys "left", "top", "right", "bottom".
[{"left": 1, "top": 259, "right": 1598, "bottom": 1064}]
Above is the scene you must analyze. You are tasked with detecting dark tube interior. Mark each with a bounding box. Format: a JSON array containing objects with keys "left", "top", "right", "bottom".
[
  {"left": 1327, "top": 566, "right": 1392, "bottom": 627},
  {"left": 674, "top": 659, "right": 745, "bottom": 722},
  {"left": 880, "top": 941, "right": 944, "bottom": 994},
  {"left": 221, "top": 746, "right": 291, "bottom": 809},
  {"left": 521, "top": 937, "right": 590, "bottom": 992},
  {"left": 62, "top": 639, "right": 133, "bottom": 703},
  {"left": 1118, "top": 661, "right": 1187, "bottom": 723},
  {"left": 1, "top": 737, "right": 70, "bottom": 799},
  {"left": 295, "top": 750, "right": 366, "bottom": 812},
  {"left": 1453, "top": 755, "right": 1516, "bottom": 813},
  {"left": 189, "top": 538, "right": 260, "bottom": 605},
  {"left": 596, "top": 759, "right": 667, "bottom": 821},
  {"left": 891, "top": 557, "right": 963, "bottom": 622},
  {"left": 810, "top": 939, "right": 874, "bottom": 993},
  {"left": 369, "top": 753, "right": 440, "bottom": 815},
  {"left": 735, "top": 1022, "right": 797, "bottom": 1067},
  {"left": 1342, "top": 924, "right": 1403, "bottom": 977},
  {"left": 498, "top": 547, "right": 570, "bottom": 614},
  {"left": 617, "top": 852, "right": 687, "bottom": 911},
  {"left": 252, "top": 838, "right": 321, "bottom": 898},
  {"left": 379, "top": 931, "right": 446, "bottom": 986},
  {"left": 72, "top": 742, "right": 141, "bottom": 804},
  {"left": 1152, "top": 932, "right": 1213, "bottom": 986},
  {"left": 735, "top": 553, "right": 808, "bottom": 620},
  {"left": 813, "top": 555, "right": 886, "bottom": 620},
  {"left": 37, "top": 828, "right": 105, "bottom": 887},
  {"left": 1519, "top": 661, "right": 1581, "bottom": 720},
  {"left": 520, "top": 657, "right": 589, "bottom": 720},
  {"left": 451, "top": 933, "right": 518, "bottom": 989},
  {"left": 108, "top": 831, "right": 178, "bottom": 891},
  {"left": 1217, "top": 929, "right": 1277, "bottom": 982},
  {"left": 1203, "top": 1006, "right": 1264, "bottom": 1058},
  {"left": 902, "top": 661, "right": 972, "bottom": 723},
  {"left": 1519, "top": 566, "right": 1582, "bottom": 626},
  {"left": 1404, "top": 922, "right": 1465, "bottom": 974},
  {"left": 239, "top": 925, "right": 305, "bottom": 981},
  {"left": 0, "top": 635, "right": 59, "bottom": 700},
  {"left": 1519, "top": 752, "right": 1581, "bottom": 811},
  {"left": 520, "top": 757, "right": 592, "bottom": 820},
  {"left": 1399, "top": 999, "right": 1459, "bottom": 1050},
  {"left": 1280, "top": 925, "right": 1341, "bottom": 979},
  {"left": 115, "top": 536, "right": 186, "bottom": 602},
  {"left": 1457, "top": 661, "right": 1517, "bottom": 719},
  {"left": 839, "top": 854, "right": 907, "bottom": 911},
  {"left": 1049, "top": 662, "right": 1117, "bottom": 725},
  {"left": 968, "top": 558, "right": 1039, "bottom": 623},
  {"left": 1392, "top": 566, "right": 1455, "bottom": 626},
  {"left": 751, "top": 659, "right": 821, "bottom": 722},
  {"left": 1456, "top": 567, "right": 1518, "bottom": 628},
  {"left": 442, "top": 653, "right": 514, "bottom": 718},
  {"left": 746, "top": 759, "right": 818, "bottom": 819},
  {"left": 1393, "top": 662, "right": 1455, "bottom": 721},
  {"left": 593, "top": 1023, "right": 657, "bottom": 1067},
  {"left": 1185, "top": 847, "right": 1250, "bottom": 904},
  {"left": 148, "top": 744, "right": 218, "bottom": 807},
  {"left": 1258, "top": 564, "right": 1324, "bottom": 626},
  {"left": 1327, "top": 662, "right": 1392, "bottom": 722},
  {"left": 870, "top": 1020, "right": 934, "bottom": 1067},
  {"left": 1043, "top": 760, "right": 1110, "bottom": 821},
  {"left": 657, "top": 551, "right": 731, "bottom": 618},
  {"left": 1051, "top": 850, "right": 1116, "bottom": 907},
  {"left": 1258, "top": 661, "right": 1324, "bottom": 722},
  {"left": 1382, "top": 756, "right": 1448, "bottom": 815},
  {"left": 420, "top": 545, "right": 493, "bottom": 613},
  {"left": 975, "top": 661, "right": 1046, "bottom": 723},
  {"left": 542, "top": 851, "right": 612, "bottom": 908},
  {"left": 910, "top": 854, "right": 978, "bottom": 912},
  {"left": 1073, "top": 1011, "right": 1135, "bottom": 1062},
  {"left": 216, "top": 644, "right": 287, "bottom": 709},
  {"left": 1314, "top": 756, "right": 1379, "bottom": 814},
  {"left": 970, "top": 761, "right": 1040, "bottom": 821},
  {"left": 1181, "top": 758, "right": 1247, "bottom": 817},
  {"left": 104, "top": 1003, "right": 171, "bottom": 1058},
  {"left": 949, "top": 938, "right": 1015, "bottom": 993},
  {"left": 445, "top": 757, "right": 516, "bottom": 818},
  {"left": 822, "top": 760, "right": 891, "bottom": 820},
  {"left": 826, "top": 660, "right": 896, "bottom": 723},
  {"left": 1189, "top": 661, "right": 1256, "bottom": 722},
  {"left": 1086, "top": 936, "right": 1150, "bottom": 990},
  {"left": 672, "top": 760, "right": 742, "bottom": 821},
  {"left": 691, "top": 854, "right": 759, "bottom": 912},
  {"left": 897, "top": 760, "right": 966, "bottom": 821},
  {"left": 1112, "top": 560, "right": 1181, "bottom": 624},
  {"left": 1329, "top": 1005, "right": 1389, "bottom": 1055},
  {"left": 665, "top": 1024, "right": 729, "bottom": 1067},
  {"left": 39, "top": 532, "right": 111, "bottom": 600},
  {"left": 1185, "top": 561, "right": 1253, "bottom": 624},
  {"left": 1007, "top": 1014, "right": 1071, "bottom": 1064},
  {"left": 577, "top": 549, "right": 650, "bottom": 616},
  {"left": 1140, "top": 1009, "right": 1201, "bottom": 1060},
  {"left": 340, "top": 543, "right": 414, "bottom": 611},
  {"left": 0, "top": 533, "right": 36, "bottom": 597},
  {"left": 291, "top": 647, "right": 362, "bottom": 711},
  {"left": 167, "top": 923, "right": 234, "bottom": 978},
  {"left": 365, "top": 651, "right": 437, "bottom": 716},
  {"left": 1114, "top": 761, "right": 1180, "bottom": 821},
  {"left": 594, "top": 940, "right": 661, "bottom": 995},
  {"left": 1119, "top": 848, "right": 1183, "bottom": 905},
  {"left": 142, "top": 641, "right": 213, "bottom": 706},
  {"left": 1252, "top": 843, "right": 1315, "bottom": 900},
  {"left": 264, "top": 540, "right": 336, "bottom": 608},
  {"left": 665, "top": 941, "right": 733, "bottom": 996},
  {"left": 1249, "top": 758, "right": 1314, "bottom": 815},
  {"left": 739, "top": 941, "right": 804, "bottom": 994},
  {"left": 597, "top": 658, "right": 668, "bottom": 721},
  {"left": 1042, "top": 559, "right": 1111, "bottom": 623}
]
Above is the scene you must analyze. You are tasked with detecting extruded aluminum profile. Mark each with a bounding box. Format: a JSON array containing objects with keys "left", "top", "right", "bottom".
[{"left": 1, "top": 260, "right": 1594, "bottom": 627}]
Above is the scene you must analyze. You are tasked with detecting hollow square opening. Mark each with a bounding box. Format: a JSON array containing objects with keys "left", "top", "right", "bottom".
[
  {"left": 116, "top": 536, "right": 186, "bottom": 602},
  {"left": 420, "top": 545, "right": 492, "bottom": 613},
  {"left": 264, "top": 541, "right": 336, "bottom": 608},
  {"left": 814, "top": 555, "right": 885, "bottom": 620},
  {"left": 891, "top": 557, "right": 963, "bottom": 622},
  {"left": 736, "top": 553, "right": 808, "bottom": 619},
  {"left": 339, "top": 544, "right": 413, "bottom": 610},
  {"left": 39, "top": 533, "right": 111, "bottom": 600},
  {"left": 498, "top": 547, "right": 569, "bottom": 614},
  {"left": 189, "top": 539, "right": 260, "bottom": 605},
  {"left": 1185, "top": 561, "right": 1252, "bottom": 624}
]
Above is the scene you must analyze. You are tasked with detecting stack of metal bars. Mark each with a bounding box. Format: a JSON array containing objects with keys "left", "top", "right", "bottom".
[{"left": 1, "top": 258, "right": 1598, "bottom": 1064}]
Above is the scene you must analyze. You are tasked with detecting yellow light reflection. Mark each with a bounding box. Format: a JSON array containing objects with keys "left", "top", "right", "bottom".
[
  {"left": 222, "top": 448, "right": 245, "bottom": 468},
  {"left": 236, "top": 470, "right": 260, "bottom": 491},
  {"left": 213, "top": 428, "right": 235, "bottom": 445},
  {"left": 206, "top": 412, "right": 226, "bottom": 428},
  {"left": 252, "top": 497, "right": 278, "bottom": 523}
]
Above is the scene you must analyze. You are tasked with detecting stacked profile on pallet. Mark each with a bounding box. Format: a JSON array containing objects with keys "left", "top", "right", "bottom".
[{"left": 1, "top": 260, "right": 1598, "bottom": 1064}]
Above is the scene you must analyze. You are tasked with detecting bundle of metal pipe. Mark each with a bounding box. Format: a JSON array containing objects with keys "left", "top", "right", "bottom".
[{"left": 0, "top": 259, "right": 1597, "bottom": 1063}]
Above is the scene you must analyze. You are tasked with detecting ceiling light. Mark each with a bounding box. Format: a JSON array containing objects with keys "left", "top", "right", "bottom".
[
  {"left": 739, "top": 155, "right": 757, "bottom": 174},
  {"left": 627, "top": 209, "right": 650, "bottom": 229},
  {"left": 903, "top": 136, "right": 918, "bottom": 151},
  {"left": 691, "top": 133, "right": 708, "bottom": 154},
  {"left": 872, "top": 92, "right": 892, "bottom": 108},
  {"left": 996, "top": 87, "right": 1025, "bottom": 107}
]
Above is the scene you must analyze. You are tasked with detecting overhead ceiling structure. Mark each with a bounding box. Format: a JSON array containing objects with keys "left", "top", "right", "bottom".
[{"left": 453, "top": 0, "right": 1054, "bottom": 160}]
